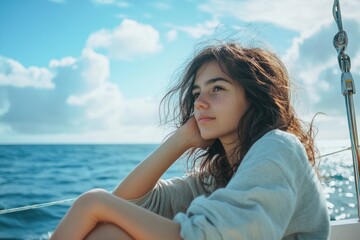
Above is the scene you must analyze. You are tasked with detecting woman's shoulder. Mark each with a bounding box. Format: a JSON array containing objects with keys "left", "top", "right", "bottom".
[
  {"left": 253, "top": 129, "right": 305, "bottom": 155},
  {"left": 245, "top": 129, "right": 309, "bottom": 170},
  {"left": 235, "top": 130, "right": 315, "bottom": 193},
  {"left": 261, "top": 129, "right": 302, "bottom": 146}
]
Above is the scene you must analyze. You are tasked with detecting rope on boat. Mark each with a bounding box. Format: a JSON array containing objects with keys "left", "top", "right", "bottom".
[
  {"left": 0, "top": 145, "right": 359, "bottom": 216},
  {"left": 0, "top": 198, "right": 77, "bottom": 215},
  {"left": 317, "top": 146, "right": 353, "bottom": 158}
]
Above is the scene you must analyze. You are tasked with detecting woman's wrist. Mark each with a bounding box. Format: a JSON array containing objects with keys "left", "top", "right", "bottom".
[{"left": 168, "top": 129, "right": 193, "bottom": 153}]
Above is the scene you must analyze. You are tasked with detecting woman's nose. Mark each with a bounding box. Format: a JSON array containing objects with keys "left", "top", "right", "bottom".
[{"left": 194, "top": 93, "right": 209, "bottom": 109}]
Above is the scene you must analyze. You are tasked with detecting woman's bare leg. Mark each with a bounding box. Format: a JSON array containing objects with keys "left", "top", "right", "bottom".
[
  {"left": 85, "top": 223, "right": 133, "bottom": 240},
  {"left": 51, "top": 189, "right": 107, "bottom": 240},
  {"left": 51, "top": 189, "right": 181, "bottom": 240}
]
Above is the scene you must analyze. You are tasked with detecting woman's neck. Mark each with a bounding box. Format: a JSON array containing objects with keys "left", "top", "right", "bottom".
[{"left": 221, "top": 140, "right": 238, "bottom": 167}]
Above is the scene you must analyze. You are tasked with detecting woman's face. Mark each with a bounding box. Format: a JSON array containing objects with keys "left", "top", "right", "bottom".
[{"left": 192, "top": 61, "right": 250, "bottom": 145}]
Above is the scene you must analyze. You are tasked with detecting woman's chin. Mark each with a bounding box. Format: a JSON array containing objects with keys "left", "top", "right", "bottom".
[{"left": 200, "top": 133, "right": 216, "bottom": 140}]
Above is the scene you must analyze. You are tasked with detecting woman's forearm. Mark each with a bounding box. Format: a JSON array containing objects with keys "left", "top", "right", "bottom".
[{"left": 113, "top": 131, "right": 190, "bottom": 199}]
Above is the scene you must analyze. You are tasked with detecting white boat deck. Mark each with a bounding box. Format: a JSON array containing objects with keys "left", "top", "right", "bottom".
[{"left": 330, "top": 219, "right": 360, "bottom": 239}]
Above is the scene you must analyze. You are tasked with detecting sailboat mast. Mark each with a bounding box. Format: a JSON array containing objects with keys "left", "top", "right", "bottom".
[{"left": 333, "top": 0, "right": 360, "bottom": 220}]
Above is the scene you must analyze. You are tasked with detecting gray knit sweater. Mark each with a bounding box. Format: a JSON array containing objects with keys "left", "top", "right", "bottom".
[{"left": 130, "top": 130, "right": 330, "bottom": 240}]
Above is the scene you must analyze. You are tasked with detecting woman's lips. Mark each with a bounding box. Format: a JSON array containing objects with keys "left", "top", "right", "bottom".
[{"left": 197, "top": 116, "right": 215, "bottom": 123}]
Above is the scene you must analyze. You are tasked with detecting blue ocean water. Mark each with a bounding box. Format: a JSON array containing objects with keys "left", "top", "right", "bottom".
[{"left": 0, "top": 143, "right": 357, "bottom": 240}]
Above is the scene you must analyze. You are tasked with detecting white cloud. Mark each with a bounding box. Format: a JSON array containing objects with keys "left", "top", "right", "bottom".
[
  {"left": 0, "top": 18, "right": 167, "bottom": 143},
  {"left": 352, "top": 52, "right": 360, "bottom": 73},
  {"left": 200, "top": 0, "right": 360, "bottom": 35},
  {"left": 170, "top": 19, "right": 221, "bottom": 39},
  {"left": 0, "top": 125, "right": 166, "bottom": 144},
  {"left": 0, "top": 122, "right": 12, "bottom": 134},
  {"left": 121, "top": 97, "right": 159, "bottom": 126},
  {"left": 66, "top": 84, "right": 119, "bottom": 107},
  {"left": 0, "top": 49, "right": 161, "bottom": 142},
  {"left": 80, "top": 48, "right": 109, "bottom": 87},
  {"left": 86, "top": 19, "right": 162, "bottom": 60},
  {"left": 301, "top": 113, "right": 351, "bottom": 141},
  {"left": 166, "top": 30, "right": 178, "bottom": 42},
  {"left": 0, "top": 56, "right": 55, "bottom": 89},
  {"left": 0, "top": 95, "right": 10, "bottom": 117},
  {"left": 66, "top": 79, "right": 123, "bottom": 124},
  {"left": 49, "top": 57, "right": 77, "bottom": 69}
]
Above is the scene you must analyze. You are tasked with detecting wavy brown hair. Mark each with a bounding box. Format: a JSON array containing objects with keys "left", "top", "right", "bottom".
[{"left": 161, "top": 42, "right": 317, "bottom": 189}]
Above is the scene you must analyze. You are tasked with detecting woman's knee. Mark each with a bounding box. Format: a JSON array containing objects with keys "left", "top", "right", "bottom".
[
  {"left": 80, "top": 188, "right": 108, "bottom": 200},
  {"left": 74, "top": 188, "right": 109, "bottom": 211}
]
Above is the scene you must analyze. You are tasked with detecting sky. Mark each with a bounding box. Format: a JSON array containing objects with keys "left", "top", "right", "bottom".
[{"left": 0, "top": 0, "right": 360, "bottom": 144}]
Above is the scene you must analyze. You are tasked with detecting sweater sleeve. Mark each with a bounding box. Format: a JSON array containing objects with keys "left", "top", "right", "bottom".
[
  {"left": 128, "top": 174, "right": 209, "bottom": 219},
  {"left": 174, "top": 134, "right": 300, "bottom": 240}
]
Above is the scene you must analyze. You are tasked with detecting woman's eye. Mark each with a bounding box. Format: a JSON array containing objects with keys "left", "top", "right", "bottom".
[
  {"left": 213, "top": 86, "right": 223, "bottom": 92},
  {"left": 192, "top": 93, "right": 199, "bottom": 100}
]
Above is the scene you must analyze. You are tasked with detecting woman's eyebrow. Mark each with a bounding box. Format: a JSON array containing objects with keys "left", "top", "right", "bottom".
[{"left": 192, "top": 77, "right": 232, "bottom": 91}]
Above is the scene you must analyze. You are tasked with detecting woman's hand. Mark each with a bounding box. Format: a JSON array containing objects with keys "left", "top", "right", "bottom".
[{"left": 176, "top": 117, "right": 214, "bottom": 150}]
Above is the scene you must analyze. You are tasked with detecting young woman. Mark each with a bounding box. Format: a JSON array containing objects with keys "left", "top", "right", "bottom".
[{"left": 50, "top": 42, "right": 330, "bottom": 239}]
